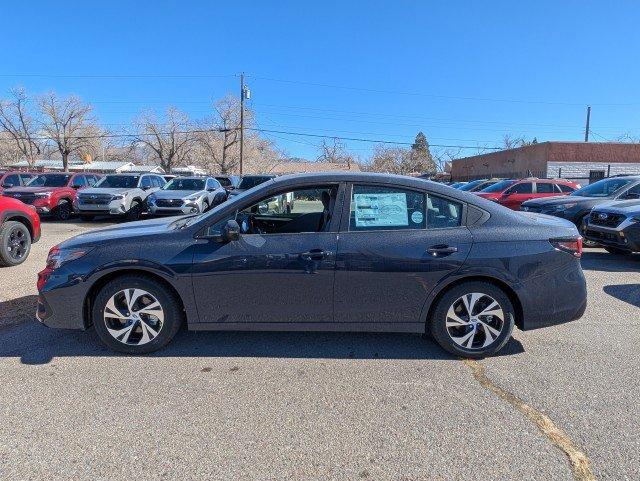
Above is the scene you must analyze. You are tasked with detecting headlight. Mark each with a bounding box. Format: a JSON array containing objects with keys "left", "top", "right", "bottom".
[
  {"left": 45, "top": 245, "right": 93, "bottom": 270},
  {"left": 34, "top": 192, "right": 52, "bottom": 198}
]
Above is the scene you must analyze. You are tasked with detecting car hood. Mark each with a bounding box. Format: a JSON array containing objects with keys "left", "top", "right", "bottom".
[
  {"left": 522, "top": 195, "right": 593, "bottom": 207},
  {"left": 59, "top": 217, "right": 181, "bottom": 249},
  {"left": 591, "top": 199, "right": 640, "bottom": 214},
  {"left": 4, "top": 186, "right": 64, "bottom": 194},
  {"left": 79, "top": 187, "right": 134, "bottom": 196},
  {"left": 152, "top": 189, "right": 205, "bottom": 200}
]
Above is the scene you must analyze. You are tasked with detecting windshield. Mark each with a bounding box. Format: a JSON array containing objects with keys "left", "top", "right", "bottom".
[
  {"left": 27, "top": 174, "right": 71, "bottom": 188},
  {"left": 479, "top": 179, "right": 516, "bottom": 193},
  {"left": 95, "top": 175, "right": 139, "bottom": 188},
  {"left": 238, "top": 176, "right": 272, "bottom": 189},
  {"left": 458, "top": 179, "right": 486, "bottom": 191},
  {"left": 571, "top": 178, "right": 633, "bottom": 198},
  {"left": 163, "top": 178, "right": 205, "bottom": 191}
]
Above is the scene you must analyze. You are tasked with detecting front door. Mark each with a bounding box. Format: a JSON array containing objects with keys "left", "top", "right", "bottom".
[
  {"left": 500, "top": 181, "right": 534, "bottom": 210},
  {"left": 333, "top": 183, "right": 473, "bottom": 327},
  {"left": 191, "top": 185, "right": 341, "bottom": 325}
]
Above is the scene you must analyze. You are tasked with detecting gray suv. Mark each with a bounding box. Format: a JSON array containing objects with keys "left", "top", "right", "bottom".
[
  {"left": 76, "top": 173, "right": 165, "bottom": 221},
  {"left": 147, "top": 176, "right": 227, "bottom": 216}
]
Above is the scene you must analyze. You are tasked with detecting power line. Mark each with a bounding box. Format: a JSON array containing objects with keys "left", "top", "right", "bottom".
[{"left": 0, "top": 73, "right": 236, "bottom": 79}]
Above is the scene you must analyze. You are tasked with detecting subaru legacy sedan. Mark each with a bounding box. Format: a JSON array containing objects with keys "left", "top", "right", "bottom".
[{"left": 36, "top": 173, "right": 587, "bottom": 358}]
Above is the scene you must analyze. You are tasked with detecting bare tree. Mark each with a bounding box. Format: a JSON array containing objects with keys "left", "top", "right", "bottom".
[
  {"left": 0, "top": 87, "right": 42, "bottom": 167},
  {"left": 132, "top": 108, "right": 195, "bottom": 173},
  {"left": 317, "top": 137, "right": 353, "bottom": 167},
  {"left": 367, "top": 145, "right": 409, "bottom": 173},
  {"left": 38, "top": 92, "right": 96, "bottom": 171}
]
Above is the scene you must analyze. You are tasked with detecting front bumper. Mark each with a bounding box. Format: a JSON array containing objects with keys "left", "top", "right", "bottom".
[
  {"left": 76, "top": 199, "right": 127, "bottom": 216},
  {"left": 149, "top": 203, "right": 200, "bottom": 215},
  {"left": 584, "top": 220, "right": 640, "bottom": 252}
]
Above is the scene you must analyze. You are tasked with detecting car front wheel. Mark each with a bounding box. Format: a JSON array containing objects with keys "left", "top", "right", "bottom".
[
  {"left": 429, "top": 281, "right": 515, "bottom": 358},
  {"left": 55, "top": 200, "right": 72, "bottom": 221},
  {"left": 92, "top": 275, "right": 183, "bottom": 353},
  {"left": 126, "top": 200, "right": 142, "bottom": 221}
]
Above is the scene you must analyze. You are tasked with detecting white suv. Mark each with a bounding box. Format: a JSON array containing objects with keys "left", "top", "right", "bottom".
[
  {"left": 75, "top": 173, "right": 165, "bottom": 221},
  {"left": 147, "top": 176, "right": 227, "bottom": 216}
]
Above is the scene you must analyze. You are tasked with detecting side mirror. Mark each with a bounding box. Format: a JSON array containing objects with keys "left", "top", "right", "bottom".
[
  {"left": 222, "top": 219, "right": 240, "bottom": 242},
  {"left": 141, "top": 185, "right": 150, "bottom": 191}
]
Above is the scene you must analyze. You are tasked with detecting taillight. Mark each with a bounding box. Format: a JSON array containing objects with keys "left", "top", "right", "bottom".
[{"left": 550, "top": 237, "right": 582, "bottom": 258}]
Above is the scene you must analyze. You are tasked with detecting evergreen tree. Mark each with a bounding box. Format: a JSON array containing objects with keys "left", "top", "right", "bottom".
[{"left": 408, "top": 131, "right": 436, "bottom": 173}]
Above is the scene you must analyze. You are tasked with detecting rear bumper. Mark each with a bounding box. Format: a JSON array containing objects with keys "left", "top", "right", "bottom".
[{"left": 518, "top": 258, "right": 588, "bottom": 330}]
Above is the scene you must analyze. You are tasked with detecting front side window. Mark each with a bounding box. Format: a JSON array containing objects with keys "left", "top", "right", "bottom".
[
  {"left": 2, "top": 174, "right": 20, "bottom": 187},
  {"left": 535, "top": 182, "right": 554, "bottom": 194},
  {"left": 505, "top": 182, "right": 533, "bottom": 194},
  {"left": 71, "top": 175, "right": 86, "bottom": 188},
  {"left": 140, "top": 176, "right": 152, "bottom": 188}
]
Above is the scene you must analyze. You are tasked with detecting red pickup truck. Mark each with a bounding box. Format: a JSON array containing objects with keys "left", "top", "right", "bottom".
[
  {"left": 3, "top": 172, "right": 101, "bottom": 220},
  {"left": 0, "top": 195, "right": 41, "bottom": 266}
]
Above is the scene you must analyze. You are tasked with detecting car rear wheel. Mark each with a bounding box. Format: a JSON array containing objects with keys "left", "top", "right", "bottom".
[
  {"left": 604, "top": 246, "right": 632, "bottom": 255},
  {"left": 0, "top": 221, "right": 32, "bottom": 267},
  {"left": 55, "top": 200, "right": 72, "bottom": 221},
  {"left": 92, "top": 275, "right": 183, "bottom": 354},
  {"left": 126, "top": 200, "right": 142, "bottom": 221},
  {"left": 429, "top": 281, "right": 515, "bottom": 358}
]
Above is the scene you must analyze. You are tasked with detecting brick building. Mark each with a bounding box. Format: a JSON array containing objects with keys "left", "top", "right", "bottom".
[{"left": 451, "top": 142, "right": 640, "bottom": 183}]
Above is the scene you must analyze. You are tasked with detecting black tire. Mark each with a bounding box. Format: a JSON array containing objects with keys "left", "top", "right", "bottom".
[
  {"left": 92, "top": 275, "right": 183, "bottom": 354},
  {"left": 0, "top": 221, "right": 32, "bottom": 267},
  {"left": 126, "top": 200, "right": 142, "bottom": 222},
  {"left": 429, "top": 281, "right": 515, "bottom": 359},
  {"left": 604, "top": 246, "right": 632, "bottom": 255},
  {"left": 54, "top": 200, "right": 72, "bottom": 221},
  {"left": 202, "top": 200, "right": 210, "bottom": 212},
  {"left": 80, "top": 214, "right": 95, "bottom": 221}
]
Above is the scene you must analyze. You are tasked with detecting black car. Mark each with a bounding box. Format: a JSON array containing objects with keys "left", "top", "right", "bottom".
[
  {"left": 584, "top": 200, "right": 640, "bottom": 255},
  {"left": 215, "top": 175, "right": 241, "bottom": 192},
  {"left": 36, "top": 173, "right": 587, "bottom": 358},
  {"left": 228, "top": 175, "right": 276, "bottom": 196},
  {"left": 521, "top": 176, "right": 640, "bottom": 232}
]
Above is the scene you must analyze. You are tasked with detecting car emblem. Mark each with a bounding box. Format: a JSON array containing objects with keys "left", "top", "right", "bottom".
[
  {"left": 598, "top": 213, "right": 608, "bottom": 220},
  {"left": 91, "top": 195, "right": 97, "bottom": 199}
]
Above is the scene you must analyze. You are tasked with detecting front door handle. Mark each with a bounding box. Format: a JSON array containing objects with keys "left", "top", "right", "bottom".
[
  {"left": 426, "top": 244, "right": 458, "bottom": 257},
  {"left": 300, "top": 249, "right": 326, "bottom": 261}
]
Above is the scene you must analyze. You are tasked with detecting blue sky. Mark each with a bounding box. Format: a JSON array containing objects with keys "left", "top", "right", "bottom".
[{"left": 2, "top": 0, "right": 640, "bottom": 161}]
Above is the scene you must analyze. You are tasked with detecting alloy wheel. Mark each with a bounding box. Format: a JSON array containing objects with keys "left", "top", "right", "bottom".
[
  {"left": 103, "top": 288, "right": 164, "bottom": 345},
  {"left": 7, "top": 227, "right": 28, "bottom": 261},
  {"left": 445, "top": 293, "right": 505, "bottom": 350}
]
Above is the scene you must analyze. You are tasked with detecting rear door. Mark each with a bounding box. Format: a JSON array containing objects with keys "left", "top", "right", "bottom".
[
  {"left": 534, "top": 181, "right": 559, "bottom": 200},
  {"left": 500, "top": 181, "right": 534, "bottom": 210},
  {"left": 333, "top": 183, "right": 473, "bottom": 327}
]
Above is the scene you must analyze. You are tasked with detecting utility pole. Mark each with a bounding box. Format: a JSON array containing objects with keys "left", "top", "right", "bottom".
[
  {"left": 584, "top": 105, "right": 591, "bottom": 142},
  {"left": 239, "top": 73, "right": 245, "bottom": 175}
]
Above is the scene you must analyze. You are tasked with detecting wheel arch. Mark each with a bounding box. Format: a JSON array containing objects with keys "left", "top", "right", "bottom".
[
  {"left": 3, "top": 215, "right": 34, "bottom": 239},
  {"left": 423, "top": 275, "right": 524, "bottom": 331},
  {"left": 83, "top": 268, "right": 186, "bottom": 329}
]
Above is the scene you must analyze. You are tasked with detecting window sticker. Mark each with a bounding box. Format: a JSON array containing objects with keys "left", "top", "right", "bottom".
[
  {"left": 354, "top": 192, "right": 409, "bottom": 227},
  {"left": 411, "top": 210, "right": 424, "bottom": 224}
]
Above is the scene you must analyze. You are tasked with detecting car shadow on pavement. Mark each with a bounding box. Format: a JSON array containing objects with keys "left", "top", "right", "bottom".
[
  {"left": 603, "top": 284, "right": 640, "bottom": 308},
  {"left": 580, "top": 251, "right": 640, "bottom": 272},
  {"left": 0, "top": 295, "right": 38, "bottom": 331},
  {"left": 0, "top": 312, "right": 524, "bottom": 365}
]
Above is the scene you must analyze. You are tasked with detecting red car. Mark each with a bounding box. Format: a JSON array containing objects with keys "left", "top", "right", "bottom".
[
  {"left": 3, "top": 172, "right": 101, "bottom": 220},
  {"left": 475, "top": 178, "right": 580, "bottom": 210},
  {"left": 0, "top": 170, "right": 36, "bottom": 194},
  {"left": 0, "top": 195, "right": 41, "bottom": 266}
]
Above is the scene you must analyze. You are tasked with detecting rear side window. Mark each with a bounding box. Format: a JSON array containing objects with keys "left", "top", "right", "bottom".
[
  {"left": 536, "top": 182, "right": 554, "bottom": 194},
  {"left": 349, "top": 185, "right": 462, "bottom": 231},
  {"left": 155, "top": 176, "right": 166, "bottom": 187},
  {"left": 19, "top": 174, "right": 34, "bottom": 185},
  {"left": 506, "top": 182, "right": 533, "bottom": 194},
  {"left": 86, "top": 175, "right": 98, "bottom": 186}
]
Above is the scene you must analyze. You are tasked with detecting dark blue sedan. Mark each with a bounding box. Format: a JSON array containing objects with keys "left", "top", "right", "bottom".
[{"left": 36, "top": 173, "right": 587, "bottom": 358}]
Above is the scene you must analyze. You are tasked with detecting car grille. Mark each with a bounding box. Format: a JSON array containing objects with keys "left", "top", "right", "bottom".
[
  {"left": 156, "top": 198, "right": 184, "bottom": 207},
  {"left": 5, "top": 192, "right": 36, "bottom": 204},
  {"left": 585, "top": 229, "right": 623, "bottom": 245},
  {"left": 590, "top": 211, "right": 625, "bottom": 228},
  {"left": 79, "top": 193, "right": 113, "bottom": 205}
]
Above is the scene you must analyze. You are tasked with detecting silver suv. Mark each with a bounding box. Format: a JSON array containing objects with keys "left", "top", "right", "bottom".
[
  {"left": 75, "top": 173, "right": 165, "bottom": 221},
  {"left": 147, "top": 176, "right": 227, "bottom": 216}
]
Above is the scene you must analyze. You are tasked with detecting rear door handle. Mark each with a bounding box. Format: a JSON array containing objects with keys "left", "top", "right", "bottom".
[
  {"left": 426, "top": 245, "right": 458, "bottom": 257},
  {"left": 300, "top": 249, "right": 326, "bottom": 261}
]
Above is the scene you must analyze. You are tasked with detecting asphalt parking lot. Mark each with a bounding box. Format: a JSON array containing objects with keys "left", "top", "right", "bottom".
[{"left": 0, "top": 220, "right": 638, "bottom": 480}]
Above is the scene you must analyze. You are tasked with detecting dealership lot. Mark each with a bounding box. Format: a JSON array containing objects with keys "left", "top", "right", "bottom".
[{"left": 0, "top": 220, "right": 638, "bottom": 480}]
